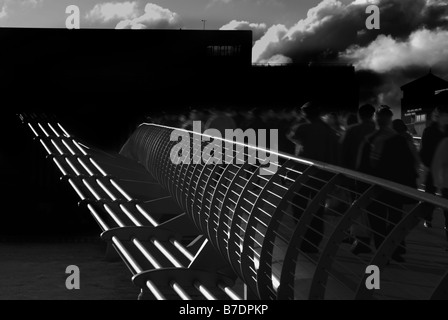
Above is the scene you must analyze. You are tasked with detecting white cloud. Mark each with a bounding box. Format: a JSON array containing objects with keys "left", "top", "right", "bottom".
[
  {"left": 115, "top": 3, "right": 181, "bottom": 29},
  {"left": 251, "top": 0, "right": 448, "bottom": 66},
  {"left": 350, "top": 0, "right": 379, "bottom": 5},
  {"left": 24, "top": 0, "right": 43, "bottom": 7},
  {"left": 210, "top": 0, "right": 232, "bottom": 4},
  {"left": 284, "top": 0, "right": 345, "bottom": 38},
  {"left": 426, "top": 0, "right": 448, "bottom": 6},
  {"left": 220, "top": 20, "right": 268, "bottom": 41},
  {"left": 342, "top": 28, "right": 448, "bottom": 73},
  {"left": 258, "top": 54, "right": 292, "bottom": 64},
  {"left": 231, "top": 0, "right": 448, "bottom": 110},
  {"left": 86, "top": 1, "right": 140, "bottom": 23},
  {"left": 252, "top": 24, "right": 288, "bottom": 63},
  {"left": 251, "top": 0, "right": 350, "bottom": 63},
  {"left": 342, "top": 28, "right": 448, "bottom": 111},
  {"left": 209, "top": 0, "right": 283, "bottom": 7},
  {"left": 0, "top": 0, "right": 43, "bottom": 19}
]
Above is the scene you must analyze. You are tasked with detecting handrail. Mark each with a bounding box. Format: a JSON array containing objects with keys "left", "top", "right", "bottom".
[
  {"left": 121, "top": 123, "right": 448, "bottom": 300},
  {"left": 22, "top": 114, "right": 448, "bottom": 300},
  {"left": 141, "top": 123, "right": 448, "bottom": 210}
]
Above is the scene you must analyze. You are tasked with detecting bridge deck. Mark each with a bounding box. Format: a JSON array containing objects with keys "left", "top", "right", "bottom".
[{"left": 18, "top": 116, "right": 448, "bottom": 300}]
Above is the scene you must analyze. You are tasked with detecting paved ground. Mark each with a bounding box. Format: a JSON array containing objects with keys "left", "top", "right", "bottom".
[{"left": 0, "top": 239, "right": 138, "bottom": 300}]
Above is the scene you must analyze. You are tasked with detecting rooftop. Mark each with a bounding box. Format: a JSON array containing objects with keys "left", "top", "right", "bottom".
[{"left": 401, "top": 70, "right": 448, "bottom": 91}]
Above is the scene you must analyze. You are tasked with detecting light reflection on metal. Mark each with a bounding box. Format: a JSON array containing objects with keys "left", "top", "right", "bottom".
[
  {"left": 153, "top": 239, "right": 182, "bottom": 268},
  {"left": 146, "top": 281, "right": 166, "bottom": 300},
  {"left": 171, "top": 282, "right": 192, "bottom": 300}
]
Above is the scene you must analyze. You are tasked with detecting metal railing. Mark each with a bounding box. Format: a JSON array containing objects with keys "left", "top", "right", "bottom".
[
  {"left": 120, "top": 123, "right": 448, "bottom": 300},
  {"left": 19, "top": 114, "right": 241, "bottom": 300}
]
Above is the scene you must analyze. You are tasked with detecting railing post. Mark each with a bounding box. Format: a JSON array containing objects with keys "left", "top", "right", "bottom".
[
  {"left": 226, "top": 161, "right": 266, "bottom": 279},
  {"left": 257, "top": 164, "right": 316, "bottom": 299},
  {"left": 238, "top": 161, "right": 292, "bottom": 298},
  {"left": 172, "top": 132, "right": 194, "bottom": 208},
  {"left": 195, "top": 144, "right": 228, "bottom": 235},
  {"left": 214, "top": 162, "right": 254, "bottom": 259},
  {"left": 430, "top": 269, "right": 448, "bottom": 300},
  {"left": 277, "top": 173, "right": 341, "bottom": 300},
  {"left": 117, "top": 123, "right": 448, "bottom": 301},
  {"left": 105, "top": 241, "right": 120, "bottom": 262},
  {"left": 308, "top": 184, "right": 380, "bottom": 299},
  {"left": 354, "top": 201, "right": 426, "bottom": 300},
  {"left": 244, "top": 283, "right": 259, "bottom": 300}
]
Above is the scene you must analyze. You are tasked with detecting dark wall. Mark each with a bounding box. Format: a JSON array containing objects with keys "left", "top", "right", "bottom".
[
  {"left": 1, "top": 27, "right": 358, "bottom": 149},
  {"left": 0, "top": 28, "right": 359, "bottom": 236},
  {"left": 401, "top": 74, "right": 448, "bottom": 118},
  {"left": 250, "top": 65, "right": 358, "bottom": 111}
]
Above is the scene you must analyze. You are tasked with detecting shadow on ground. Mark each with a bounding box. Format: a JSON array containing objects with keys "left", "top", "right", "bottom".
[{"left": 0, "top": 240, "right": 138, "bottom": 300}]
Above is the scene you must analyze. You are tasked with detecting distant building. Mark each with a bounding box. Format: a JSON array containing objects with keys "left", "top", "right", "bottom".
[
  {"left": 401, "top": 71, "right": 448, "bottom": 136},
  {"left": 250, "top": 63, "right": 358, "bottom": 113},
  {"left": 1, "top": 27, "right": 358, "bottom": 148},
  {"left": 0, "top": 27, "right": 357, "bottom": 110}
]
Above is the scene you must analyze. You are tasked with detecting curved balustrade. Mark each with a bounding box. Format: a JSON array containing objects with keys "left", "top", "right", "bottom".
[
  {"left": 20, "top": 114, "right": 242, "bottom": 300},
  {"left": 120, "top": 123, "right": 448, "bottom": 300}
]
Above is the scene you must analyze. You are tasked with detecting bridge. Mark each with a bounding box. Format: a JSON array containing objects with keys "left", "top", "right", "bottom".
[{"left": 19, "top": 114, "right": 448, "bottom": 300}]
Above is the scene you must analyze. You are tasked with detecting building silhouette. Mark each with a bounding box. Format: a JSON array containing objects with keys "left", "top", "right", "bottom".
[
  {"left": 1, "top": 27, "right": 358, "bottom": 148},
  {"left": 401, "top": 71, "right": 448, "bottom": 136},
  {"left": 0, "top": 27, "right": 358, "bottom": 236}
]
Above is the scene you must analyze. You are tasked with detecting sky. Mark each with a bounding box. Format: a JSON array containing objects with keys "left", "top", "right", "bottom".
[
  {"left": 0, "top": 0, "right": 330, "bottom": 29},
  {"left": 1, "top": 0, "right": 448, "bottom": 112}
]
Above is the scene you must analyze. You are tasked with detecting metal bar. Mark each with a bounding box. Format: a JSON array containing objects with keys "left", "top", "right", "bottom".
[
  {"left": 25, "top": 119, "right": 448, "bottom": 302},
  {"left": 308, "top": 185, "right": 379, "bottom": 300},
  {"left": 133, "top": 239, "right": 162, "bottom": 269},
  {"left": 146, "top": 280, "right": 166, "bottom": 300},
  {"left": 152, "top": 239, "right": 183, "bottom": 268},
  {"left": 219, "top": 283, "right": 242, "bottom": 300},
  {"left": 141, "top": 123, "right": 448, "bottom": 211},
  {"left": 257, "top": 165, "right": 316, "bottom": 299},
  {"left": 112, "top": 236, "right": 143, "bottom": 274},
  {"left": 430, "top": 269, "right": 448, "bottom": 300},
  {"left": 354, "top": 202, "right": 426, "bottom": 300},
  {"left": 277, "top": 173, "right": 341, "bottom": 299},
  {"left": 171, "top": 281, "right": 192, "bottom": 300},
  {"left": 194, "top": 282, "right": 217, "bottom": 300}
]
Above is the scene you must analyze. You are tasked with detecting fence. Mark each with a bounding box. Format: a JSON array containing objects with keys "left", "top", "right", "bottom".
[{"left": 119, "top": 123, "right": 448, "bottom": 300}]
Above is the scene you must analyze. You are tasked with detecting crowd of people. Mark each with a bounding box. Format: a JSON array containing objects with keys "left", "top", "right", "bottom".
[{"left": 147, "top": 99, "right": 448, "bottom": 260}]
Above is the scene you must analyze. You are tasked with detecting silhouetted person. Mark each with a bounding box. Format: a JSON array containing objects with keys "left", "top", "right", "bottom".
[
  {"left": 204, "top": 108, "right": 237, "bottom": 137},
  {"left": 392, "top": 119, "right": 421, "bottom": 172},
  {"left": 276, "top": 108, "right": 296, "bottom": 155},
  {"left": 233, "top": 110, "right": 246, "bottom": 128},
  {"left": 339, "top": 105, "right": 376, "bottom": 246},
  {"left": 288, "top": 102, "right": 339, "bottom": 254},
  {"left": 355, "top": 106, "right": 417, "bottom": 262},
  {"left": 288, "top": 102, "right": 339, "bottom": 165},
  {"left": 241, "top": 108, "right": 266, "bottom": 131},
  {"left": 420, "top": 104, "right": 448, "bottom": 228},
  {"left": 345, "top": 112, "right": 358, "bottom": 127},
  {"left": 325, "top": 112, "right": 344, "bottom": 138},
  {"left": 432, "top": 135, "right": 448, "bottom": 241},
  {"left": 340, "top": 104, "right": 376, "bottom": 170},
  {"left": 182, "top": 109, "right": 205, "bottom": 131}
]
